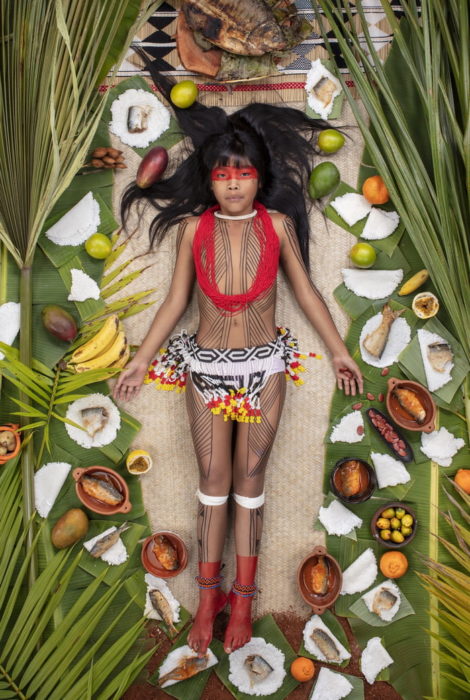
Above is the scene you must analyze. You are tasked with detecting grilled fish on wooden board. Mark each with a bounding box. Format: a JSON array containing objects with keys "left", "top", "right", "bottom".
[{"left": 183, "top": 0, "right": 287, "bottom": 55}]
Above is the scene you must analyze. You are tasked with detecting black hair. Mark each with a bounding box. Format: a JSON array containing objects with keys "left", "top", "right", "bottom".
[{"left": 121, "top": 48, "right": 329, "bottom": 267}]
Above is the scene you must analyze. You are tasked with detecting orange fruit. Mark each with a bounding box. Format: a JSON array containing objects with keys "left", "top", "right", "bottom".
[
  {"left": 290, "top": 656, "right": 315, "bottom": 682},
  {"left": 454, "top": 469, "right": 470, "bottom": 494},
  {"left": 379, "top": 550, "right": 408, "bottom": 579},
  {"left": 362, "top": 175, "right": 390, "bottom": 204}
]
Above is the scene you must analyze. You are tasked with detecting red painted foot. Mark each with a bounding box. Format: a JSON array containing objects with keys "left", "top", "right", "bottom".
[
  {"left": 223, "top": 589, "right": 255, "bottom": 653},
  {"left": 188, "top": 589, "right": 227, "bottom": 657}
]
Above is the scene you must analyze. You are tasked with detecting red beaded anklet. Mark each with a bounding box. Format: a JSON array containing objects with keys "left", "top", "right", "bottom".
[
  {"left": 195, "top": 574, "right": 224, "bottom": 589},
  {"left": 231, "top": 581, "right": 257, "bottom": 598}
]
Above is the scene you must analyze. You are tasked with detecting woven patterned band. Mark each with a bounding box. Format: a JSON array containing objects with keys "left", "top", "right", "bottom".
[
  {"left": 231, "top": 580, "right": 257, "bottom": 598},
  {"left": 195, "top": 574, "right": 224, "bottom": 589}
]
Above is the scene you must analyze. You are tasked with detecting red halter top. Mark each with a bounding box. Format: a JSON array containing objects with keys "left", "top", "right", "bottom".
[{"left": 193, "top": 202, "right": 280, "bottom": 315}]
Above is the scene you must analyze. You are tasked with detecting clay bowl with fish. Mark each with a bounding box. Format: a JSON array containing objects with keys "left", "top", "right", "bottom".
[
  {"left": 386, "top": 377, "right": 436, "bottom": 433},
  {"left": 366, "top": 407, "right": 414, "bottom": 463},
  {"left": 141, "top": 530, "right": 188, "bottom": 579},
  {"left": 371, "top": 501, "right": 417, "bottom": 549},
  {"left": 72, "top": 466, "right": 131, "bottom": 515},
  {"left": 297, "top": 545, "right": 342, "bottom": 614},
  {"left": 330, "top": 457, "right": 376, "bottom": 504}
]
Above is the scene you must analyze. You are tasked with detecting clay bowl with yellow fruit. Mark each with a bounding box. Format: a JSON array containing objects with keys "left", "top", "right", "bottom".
[
  {"left": 297, "top": 545, "right": 342, "bottom": 614},
  {"left": 371, "top": 501, "right": 417, "bottom": 549},
  {"left": 386, "top": 377, "right": 436, "bottom": 433}
]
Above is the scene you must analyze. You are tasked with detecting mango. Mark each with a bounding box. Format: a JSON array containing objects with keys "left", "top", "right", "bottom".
[
  {"left": 42, "top": 304, "right": 78, "bottom": 343},
  {"left": 136, "top": 146, "right": 168, "bottom": 189},
  {"left": 51, "top": 508, "right": 89, "bottom": 549}
]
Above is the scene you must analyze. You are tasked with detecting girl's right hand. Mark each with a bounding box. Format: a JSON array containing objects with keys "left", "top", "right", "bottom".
[{"left": 113, "top": 358, "right": 150, "bottom": 402}]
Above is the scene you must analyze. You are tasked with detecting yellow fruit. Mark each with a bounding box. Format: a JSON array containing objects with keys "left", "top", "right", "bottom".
[
  {"left": 380, "top": 529, "right": 392, "bottom": 541},
  {"left": 395, "top": 508, "right": 406, "bottom": 519},
  {"left": 290, "top": 657, "right": 315, "bottom": 682},
  {"left": 85, "top": 233, "right": 112, "bottom": 260},
  {"left": 349, "top": 242, "right": 377, "bottom": 268},
  {"left": 412, "top": 292, "right": 439, "bottom": 319},
  {"left": 401, "top": 514, "right": 414, "bottom": 528},
  {"left": 70, "top": 314, "right": 120, "bottom": 364},
  {"left": 398, "top": 269, "right": 429, "bottom": 295},
  {"left": 390, "top": 517, "right": 401, "bottom": 530},
  {"left": 401, "top": 526, "right": 413, "bottom": 536},
  {"left": 317, "top": 129, "right": 345, "bottom": 153},
  {"left": 170, "top": 80, "right": 198, "bottom": 108},
  {"left": 390, "top": 530, "right": 405, "bottom": 544},
  {"left": 376, "top": 518, "right": 391, "bottom": 530},
  {"left": 73, "top": 330, "right": 127, "bottom": 372},
  {"left": 381, "top": 508, "right": 396, "bottom": 519},
  {"left": 126, "top": 449, "right": 153, "bottom": 474}
]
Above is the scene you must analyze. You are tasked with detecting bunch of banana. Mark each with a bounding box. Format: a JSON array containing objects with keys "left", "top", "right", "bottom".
[{"left": 68, "top": 314, "right": 130, "bottom": 372}]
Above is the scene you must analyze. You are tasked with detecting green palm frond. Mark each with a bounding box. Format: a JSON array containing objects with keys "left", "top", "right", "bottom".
[{"left": 0, "top": 459, "right": 154, "bottom": 699}]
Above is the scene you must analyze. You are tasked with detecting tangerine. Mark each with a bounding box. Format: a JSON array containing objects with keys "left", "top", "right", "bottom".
[
  {"left": 290, "top": 656, "right": 315, "bottom": 682},
  {"left": 454, "top": 469, "right": 470, "bottom": 494},
  {"left": 362, "top": 175, "right": 390, "bottom": 204},
  {"left": 379, "top": 550, "right": 408, "bottom": 579}
]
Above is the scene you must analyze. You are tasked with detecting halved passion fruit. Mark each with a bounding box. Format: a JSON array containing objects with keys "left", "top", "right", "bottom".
[
  {"left": 126, "top": 449, "right": 152, "bottom": 474},
  {"left": 412, "top": 291, "right": 439, "bottom": 319}
]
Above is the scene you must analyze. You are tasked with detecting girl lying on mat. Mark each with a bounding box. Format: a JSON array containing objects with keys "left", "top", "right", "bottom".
[{"left": 113, "top": 67, "right": 362, "bottom": 657}]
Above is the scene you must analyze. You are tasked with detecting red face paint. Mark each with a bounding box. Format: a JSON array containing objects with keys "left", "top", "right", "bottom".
[{"left": 211, "top": 166, "right": 258, "bottom": 181}]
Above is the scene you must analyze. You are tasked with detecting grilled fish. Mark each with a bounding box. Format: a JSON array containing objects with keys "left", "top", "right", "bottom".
[
  {"left": 339, "top": 460, "right": 363, "bottom": 497},
  {"left": 312, "top": 77, "right": 337, "bottom": 108},
  {"left": 149, "top": 589, "right": 178, "bottom": 637},
  {"left": 392, "top": 387, "right": 426, "bottom": 424},
  {"left": 89, "top": 523, "right": 130, "bottom": 558},
  {"left": 80, "top": 406, "right": 109, "bottom": 438},
  {"left": 153, "top": 534, "right": 179, "bottom": 571},
  {"left": 310, "top": 628, "right": 340, "bottom": 662},
  {"left": 244, "top": 654, "right": 274, "bottom": 685},
  {"left": 371, "top": 587, "right": 398, "bottom": 616},
  {"left": 158, "top": 653, "right": 209, "bottom": 687},
  {"left": 310, "top": 555, "right": 329, "bottom": 596},
  {"left": 183, "top": 0, "right": 287, "bottom": 56},
  {"left": 427, "top": 341, "right": 453, "bottom": 373},
  {"left": 81, "top": 475, "right": 123, "bottom": 506},
  {"left": 363, "top": 304, "right": 404, "bottom": 358}
]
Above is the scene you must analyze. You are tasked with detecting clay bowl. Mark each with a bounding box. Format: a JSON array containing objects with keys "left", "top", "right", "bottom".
[
  {"left": 371, "top": 501, "right": 417, "bottom": 549},
  {"left": 72, "top": 466, "right": 131, "bottom": 515},
  {"left": 0, "top": 423, "right": 21, "bottom": 464},
  {"left": 386, "top": 377, "right": 436, "bottom": 433},
  {"left": 141, "top": 530, "right": 188, "bottom": 579},
  {"left": 297, "top": 546, "right": 342, "bottom": 614},
  {"left": 330, "top": 457, "right": 376, "bottom": 504}
]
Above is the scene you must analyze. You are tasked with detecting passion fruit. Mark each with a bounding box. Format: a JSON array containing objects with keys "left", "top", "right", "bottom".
[{"left": 412, "top": 292, "right": 439, "bottom": 319}]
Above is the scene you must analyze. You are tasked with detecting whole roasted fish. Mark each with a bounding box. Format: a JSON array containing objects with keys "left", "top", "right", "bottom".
[
  {"left": 392, "top": 387, "right": 426, "bottom": 424},
  {"left": 244, "top": 654, "right": 274, "bottom": 685},
  {"left": 89, "top": 522, "right": 130, "bottom": 558},
  {"left": 183, "top": 0, "right": 287, "bottom": 55},
  {"left": 310, "top": 628, "right": 340, "bottom": 662},
  {"left": 153, "top": 534, "right": 179, "bottom": 570},
  {"left": 158, "top": 653, "right": 209, "bottom": 687},
  {"left": 371, "top": 587, "right": 398, "bottom": 617},
  {"left": 310, "top": 555, "right": 329, "bottom": 596},
  {"left": 81, "top": 475, "right": 123, "bottom": 506},
  {"left": 149, "top": 589, "right": 178, "bottom": 637},
  {"left": 363, "top": 304, "right": 404, "bottom": 358}
]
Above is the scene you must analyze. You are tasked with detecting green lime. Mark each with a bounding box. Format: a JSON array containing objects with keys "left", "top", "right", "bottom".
[
  {"left": 85, "top": 233, "right": 112, "bottom": 260},
  {"left": 170, "top": 80, "right": 198, "bottom": 109},
  {"left": 308, "top": 162, "right": 340, "bottom": 199},
  {"left": 349, "top": 242, "right": 377, "bottom": 268},
  {"left": 317, "top": 129, "right": 345, "bottom": 153}
]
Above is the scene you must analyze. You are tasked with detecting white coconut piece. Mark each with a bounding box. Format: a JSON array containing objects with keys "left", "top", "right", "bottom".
[
  {"left": 34, "top": 462, "right": 72, "bottom": 518},
  {"left": 83, "top": 526, "right": 128, "bottom": 565},
  {"left": 330, "top": 410, "right": 364, "bottom": 443},
  {"left": 228, "top": 637, "right": 286, "bottom": 696},
  {"left": 361, "top": 208, "right": 400, "bottom": 240},
  {"left": 45, "top": 192, "right": 100, "bottom": 247},
  {"left": 370, "top": 452, "right": 410, "bottom": 488},
  {"left": 330, "top": 192, "right": 372, "bottom": 226},
  {"left": 310, "top": 667, "right": 353, "bottom": 700},
  {"left": 304, "top": 59, "right": 342, "bottom": 119},
  {"left": 67, "top": 269, "right": 100, "bottom": 302},
  {"left": 417, "top": 328, "right": 454, "bottom": 392},
  {"left": 109, "top": 88, "right": 170, "bottom": 148},
  {"left": 303, "top": 615, "right": 351, "bottom": 663},
  {"left": 0, "top": 302, "right": 20, "bottom": 359},
  {"left": 362, "top": 580, "right": 401, "bottom": 621},
  {"left": 158, "top": 643, "right": 218, "bottom": 688},
  {"left": 144, "top": 573, "right": 181, "bottom": 623},
  {"left": 342, "top": 268, "right": 404, "bottom": 299},
  {"left": 318, "top": 499, "right": 363, "bottom": 536},
  {"left": 360, "top": 313, "right": 411, "bottom": 368},
  {"left": 361, "top": 636, "right": 393, "bottom": 684},
  {"left": 340, "top": 548, "right": 378, "bottom": 595},
  {"left": 65, "top": 393, "right": 120, "bottom": 448},
  {"left": 420, "top": 427, "right": 465, "bottom": 467}
]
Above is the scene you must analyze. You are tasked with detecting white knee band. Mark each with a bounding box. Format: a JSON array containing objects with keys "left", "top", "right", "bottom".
[
  {"left": 196, "top": 489, "right": 229, "bottom": 506},
  {"left": 233, "top": 492, "right": 265, "bottom": 509}
]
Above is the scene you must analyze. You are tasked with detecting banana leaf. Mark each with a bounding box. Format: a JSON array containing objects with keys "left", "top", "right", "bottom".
[
  {"left": 297, "top": 608, "right": 351, "bottom": 664},
  {"left": 214, "top": 614, "right": 299, "bottom": 700},
  {"left": 325, "top": 182, "right": 405, "bottom": 255},
  {"left": 349, "top": 584, "right": 415, "bottom": 628},
  {"left": 101, "top": 76, "right": 185, "bottom": 158}
]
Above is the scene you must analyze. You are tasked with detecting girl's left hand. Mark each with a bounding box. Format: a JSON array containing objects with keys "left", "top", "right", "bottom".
[{"left": 332, "top": 354, "right": 363, "bottom": 396}]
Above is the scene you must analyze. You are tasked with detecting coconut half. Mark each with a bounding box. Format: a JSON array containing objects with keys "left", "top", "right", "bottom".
[
  {"left": 45, "top": 192, "right": 100, "bottom": 247},
  {"left": 361, "top": 207, "right": 400, "bottom": 240},
  {"left": 342, "top": 268, "right": 404, "bottom": 299}
]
